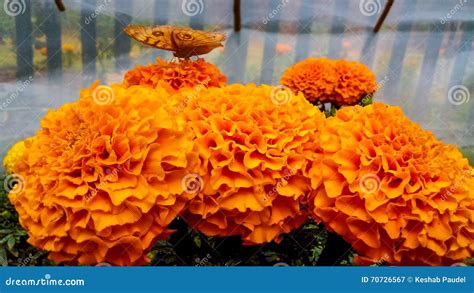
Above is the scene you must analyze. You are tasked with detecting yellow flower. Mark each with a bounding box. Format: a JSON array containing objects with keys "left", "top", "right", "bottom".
[
  {"left": 62, "top": 43, "right": 75, "bottom": 54},
  {"left": 3, "top": 139, "right": 29, "bottom": 173}
]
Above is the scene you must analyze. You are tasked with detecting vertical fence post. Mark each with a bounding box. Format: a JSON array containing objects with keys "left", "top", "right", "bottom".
[
  {"left": 223, "top": 30, "right": 249, "bottom": 83},
  {"left": 382, "top": 0, "right": 417, "bottom": 102},
  {"left": 189, "top": 2, "right": 205, "bottom": 30},
  {"left": 444, "top": 20, "right": 474, "bottom": 141},
  {"left": 15, "top": 0, "right": 34, "bottom": 80},
  {"left": 447, "top": 21, "right": 473, "bottom": 92},
  {"left": 152, "top": 0, "right": 170, "bottom": 60},
  {"left": 359, "top": 11, "right": 380, "bottom": 67},
  {"left": 114, "top": 0, "right": 132, "bottom": 71},
  {"left": 80, "top": 0, "right": 97, "bottom": 85},
  {"left": 327, "top": 0, "right": 348, "bottom": 59},
  {"left": 43, "top": 0, "right": 63, "bottom": 83},
  {"left": 259, "top": 2, "right": 280, "bottom": 85},
  {"left": 412, "top": 20, "right": 444, "bottom": 117},
  {"left": 294, "top": 1, "right": 313, "bottom": 63}
]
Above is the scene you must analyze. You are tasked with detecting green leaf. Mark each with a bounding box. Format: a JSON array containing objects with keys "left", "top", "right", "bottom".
[
  {"left": 193, "top": 235, "right": 201, "bottom": 248},
  {"left": 0, "top": 234, "right": 11, "bottom": 244},
  {"left": 0, "top": 248, "right": 7, "bottom": 266},
  {"left": 7, "top": 236, "right": 15, "bottom": 251},
  {"left": 0, "top": 229, "right": 13, "bottom": 234},
  {"left": 360, "top": 94, "right": 373, "bottom": 106}
]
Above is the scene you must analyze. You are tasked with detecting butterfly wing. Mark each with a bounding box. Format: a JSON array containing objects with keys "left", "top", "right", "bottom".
[
  {"left": 171, "top": 28, "right": 226, "bottom": 58},
  {"left": 123, "top": 25, "right": 175, "bottom": 52}
]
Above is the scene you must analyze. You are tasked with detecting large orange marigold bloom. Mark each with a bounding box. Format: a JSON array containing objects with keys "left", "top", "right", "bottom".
[
  {"left": 123, "top": 57, "right": 227, "bottom": 92},
  {"left": 280, "top": 58, "right": 377, "bottom": 106},
  {"left": 179, "top": 84, "right": 326, "bottom": 244},
  {"left": 308, "top": 102, "right": 474, "bottom": 265},
  {"left": 8, "top": 82, "right": 198, "bottom": 266}
]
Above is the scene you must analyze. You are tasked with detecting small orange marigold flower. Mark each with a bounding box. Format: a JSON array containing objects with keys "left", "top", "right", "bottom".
[
  {"left": 307, "top": 102, "right": 474, "bottom": 265},
  {"left": 280, "top": 58, "right": 377, "bottom": 106},
  {"left": 62, "top": 43, "right": 75, "bottom": 54},
  {"left": 123, "top": 57, "right": 227, "bottom": 92}
]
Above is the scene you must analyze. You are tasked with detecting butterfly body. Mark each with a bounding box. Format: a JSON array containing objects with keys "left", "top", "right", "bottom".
[{"left": 124, "top": 25, "right": 226, "bottom": 58}]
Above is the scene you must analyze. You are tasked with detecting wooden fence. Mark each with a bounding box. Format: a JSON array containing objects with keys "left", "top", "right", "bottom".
[{"left": 8, "top": 0, "right": 474, "bottom": 147}]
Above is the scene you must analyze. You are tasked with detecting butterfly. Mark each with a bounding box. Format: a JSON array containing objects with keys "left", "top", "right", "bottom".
[{"left": 123, "top": 25, "right": 226, "bottom": 59}]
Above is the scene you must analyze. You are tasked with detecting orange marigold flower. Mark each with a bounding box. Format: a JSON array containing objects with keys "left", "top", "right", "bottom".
[
  {"left": 332, "top": 60, "right": 377, "bottom": 106},
  {"left": 8, "top": 82, "right": 198, "bottom": 266},
  {"left": 179, "top": 84, "right": 326, "bottom": 245},
  {"left": 281, "top": 58, "right": 338, "bottom": 104},
  {"left": 62, "top": 43, "right": 75, "bottom": 54},
  {"left": 123, "top": 57, "right": 227, "bottom": 92},
  {"left": 276, "top": 43, "right": 293, "bottom": 55},
  {"left": 307, "top": 102, "right": 474, "bottom": 265},
  {"left": 280, "top": 58, "right": 377, "bottom": 106}
]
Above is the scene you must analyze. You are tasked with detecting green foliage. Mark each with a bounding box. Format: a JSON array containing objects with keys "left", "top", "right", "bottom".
[
  {"left": 148, "top": 218, "right": 334, "bottom": 266},
  {"left": 0, "top": 174, "right": 50, "bottom": 266},
  {"left": 460, "top": 147, "right": 474, "bottom": 166}
]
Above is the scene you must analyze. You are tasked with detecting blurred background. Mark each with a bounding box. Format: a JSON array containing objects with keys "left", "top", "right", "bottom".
[{"left": 0, "top": 0, "right": 473, "bottom": 164}]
